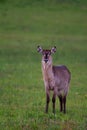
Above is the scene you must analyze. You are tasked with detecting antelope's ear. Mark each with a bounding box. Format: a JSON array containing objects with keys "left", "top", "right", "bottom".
[
  {"left": 37, "top": 46, "right": 43, "bottom": 53},
  {"left": 51, "top": 46, "right": 56, "bottom": 54}
]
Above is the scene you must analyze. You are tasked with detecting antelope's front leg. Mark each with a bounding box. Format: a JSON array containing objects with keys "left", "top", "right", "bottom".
[
  {"left": 52, "top": 91, "right": 56, "bottom": 114},
  {"left": 45, "top": 91, "right": 50, "bottom": 113}
]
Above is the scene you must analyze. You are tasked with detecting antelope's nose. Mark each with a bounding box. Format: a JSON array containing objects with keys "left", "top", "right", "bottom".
[{"left": 44, "top": 59, "right": 48, "bottom": 63}]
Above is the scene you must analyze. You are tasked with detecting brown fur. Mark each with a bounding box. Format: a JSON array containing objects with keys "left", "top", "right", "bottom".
[{"left": 37, "top": 46, "right": 71, "bottom": 114}]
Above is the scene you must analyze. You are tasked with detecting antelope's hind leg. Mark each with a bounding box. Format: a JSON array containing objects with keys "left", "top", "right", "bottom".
[
  {"left": 58, "top": 95, "right": 63, "bottom": 112},
  {"left": 52, "top": 93, "right": 56, "bottom": 114},
  {"left": 63, "top": 96, "right": 66, "bottom": 113}
]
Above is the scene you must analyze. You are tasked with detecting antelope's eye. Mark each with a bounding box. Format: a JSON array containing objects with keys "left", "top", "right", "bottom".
[
  {"left": 47, "top": 53, "right": 50, "bottom": 57},
  {"left": 48, "top": 52, "right": 51, "bottom": 55}
]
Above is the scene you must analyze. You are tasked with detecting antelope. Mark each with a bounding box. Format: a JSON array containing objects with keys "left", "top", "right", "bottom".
[{"left": 37, "top": 46, "right": 71, "bottom": 114}]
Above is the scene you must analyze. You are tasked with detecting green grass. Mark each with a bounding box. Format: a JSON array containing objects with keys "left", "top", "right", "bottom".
[{"left": 0, "top": 0, "right": 87, "bottom": 130}]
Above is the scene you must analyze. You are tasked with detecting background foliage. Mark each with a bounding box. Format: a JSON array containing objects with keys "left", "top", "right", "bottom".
[{"left": 0, "top": 0, "right": 87, "bottom": 129}]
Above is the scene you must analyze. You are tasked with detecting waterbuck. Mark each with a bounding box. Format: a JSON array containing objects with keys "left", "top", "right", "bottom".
[{"left": 37, "top": 46, "right": 71, "bottom": 114}]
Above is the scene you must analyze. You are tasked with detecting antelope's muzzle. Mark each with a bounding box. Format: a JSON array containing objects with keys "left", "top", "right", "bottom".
[
  {"left": 44, "top": 59, "right": 48, "bottom": 63},
  {"left": 44, "top": 54, "right": 49, "bottom": 63}
]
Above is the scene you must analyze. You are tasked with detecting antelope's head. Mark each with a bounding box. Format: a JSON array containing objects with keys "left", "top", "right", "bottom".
[{"left": 37, "top": 46, "right": 56, "bottom": 64}]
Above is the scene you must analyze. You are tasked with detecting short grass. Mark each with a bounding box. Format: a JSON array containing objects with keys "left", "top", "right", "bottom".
[{"left": 0, "top": 0, "right": 87, "bottom": 130}]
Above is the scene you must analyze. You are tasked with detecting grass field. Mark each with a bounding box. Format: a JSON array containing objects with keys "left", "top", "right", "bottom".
[{"left": 0, "top": 0, "right": 87, "bottom": 130}]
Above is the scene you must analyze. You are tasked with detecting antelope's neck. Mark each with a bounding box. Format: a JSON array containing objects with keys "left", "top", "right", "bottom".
[{"left": 42, "top": 61, "right": 54, "bottom": 81}]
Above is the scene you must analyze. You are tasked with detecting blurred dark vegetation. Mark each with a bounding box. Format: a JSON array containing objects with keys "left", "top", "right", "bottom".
[{"left": 0, "top": 0, "right": 87, "bottom": 5}]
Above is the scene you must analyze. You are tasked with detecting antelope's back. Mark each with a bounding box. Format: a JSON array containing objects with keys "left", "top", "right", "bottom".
[{"left": 53, "top": 65, "right": 71, "bottom": 86}]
